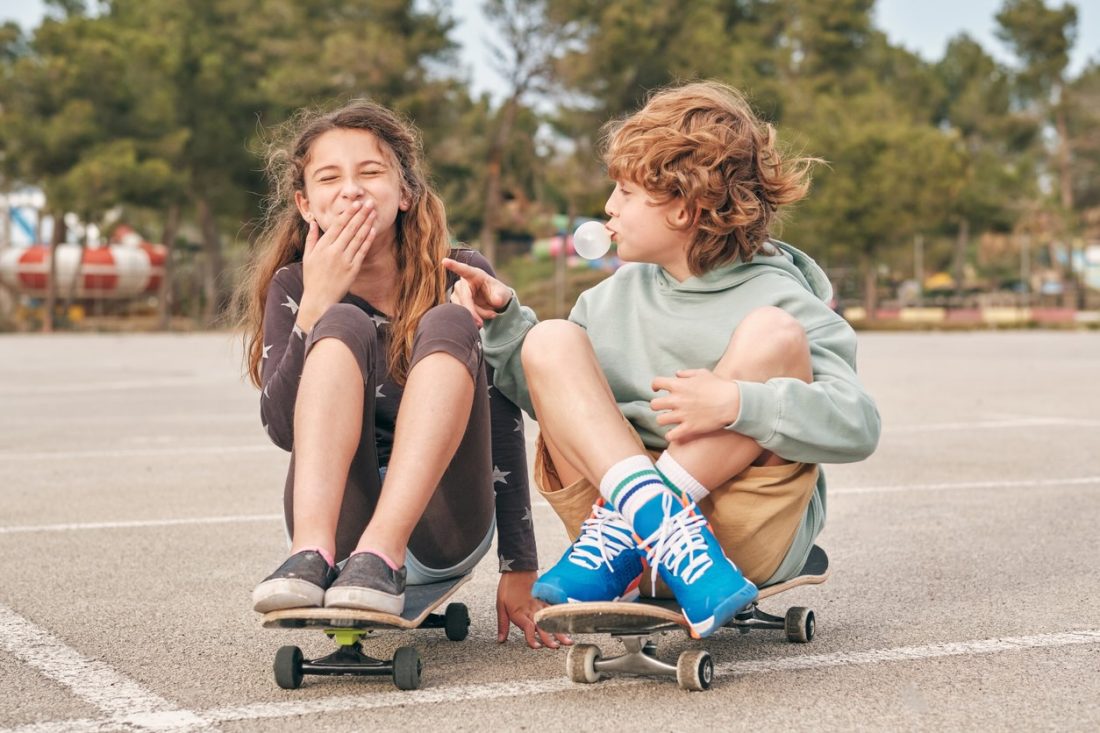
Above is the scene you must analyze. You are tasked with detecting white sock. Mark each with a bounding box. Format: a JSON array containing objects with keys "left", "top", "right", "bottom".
[
  {"left": 599, "top": 455, "right": 667, "bottom": 525},
  {"left": 655, "top": 451, "right": 709, "bottom": 503}
]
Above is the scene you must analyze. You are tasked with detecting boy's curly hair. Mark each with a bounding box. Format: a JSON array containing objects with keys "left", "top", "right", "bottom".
[{"left": 602, "top": 81, "right": 818, "bottom": 274}]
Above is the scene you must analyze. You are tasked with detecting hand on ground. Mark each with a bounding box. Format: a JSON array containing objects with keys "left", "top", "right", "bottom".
[{"left": 496, "top": 570, "right": 572, "bottom": 649}]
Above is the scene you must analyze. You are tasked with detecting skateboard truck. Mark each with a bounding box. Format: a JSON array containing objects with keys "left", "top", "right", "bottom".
[
  {"left": 732, "top": 602, "right": 816, "bottom": 642},
  {"left": 263, "top": 576, "right": 471, "bottom": 691},
  {"left": 569, "top": 635, "right": 715, "bottom": 691}
]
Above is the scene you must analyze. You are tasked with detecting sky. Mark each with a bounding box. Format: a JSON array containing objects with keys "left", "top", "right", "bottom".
[{"left": 2, "top": 0, "right": 1098, "bottom": 100}]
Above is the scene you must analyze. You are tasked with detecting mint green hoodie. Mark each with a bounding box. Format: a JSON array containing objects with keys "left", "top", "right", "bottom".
[{"left": 482, "top": 240, "right": 881, "bottom": 583}]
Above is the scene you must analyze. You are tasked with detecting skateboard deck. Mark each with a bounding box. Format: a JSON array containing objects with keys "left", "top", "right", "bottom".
[
  {"left": 533, "top": 545, "right": 830, "bottom": 690},
  {"left": 262, "top": 572, "right": 470, "bottom": 631},
  {"left": 261, "top": 574, "right": 471, "bottom": 690}
]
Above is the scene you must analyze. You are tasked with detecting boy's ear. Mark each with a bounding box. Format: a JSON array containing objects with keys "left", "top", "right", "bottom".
[{"left": 668, "top": 199, "right": 694, "bottom": 228}]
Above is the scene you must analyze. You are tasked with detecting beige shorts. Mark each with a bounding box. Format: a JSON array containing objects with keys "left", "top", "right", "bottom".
[{"left": 533, "top": 432, "right": 819, "bottom": 595}]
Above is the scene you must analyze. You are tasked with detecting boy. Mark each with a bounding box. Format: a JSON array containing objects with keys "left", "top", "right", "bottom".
[{"left": 444, "top": 81, "right": 880, "bottom": 638}]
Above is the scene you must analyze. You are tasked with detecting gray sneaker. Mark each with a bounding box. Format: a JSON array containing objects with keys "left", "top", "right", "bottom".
[
  {"left": 324, "top": 552, "right": 407, "bottom": 614},
  {"left": 252, "top": 550, "right": 338, "bottom": 613}
]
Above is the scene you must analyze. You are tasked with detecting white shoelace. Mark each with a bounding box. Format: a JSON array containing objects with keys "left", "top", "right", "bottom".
[
  {"left": 568, "top": 505, "right": 637, "bottom": 571},
  {"left": 640, "top": 493, "right": 714, "bottom": 588}
]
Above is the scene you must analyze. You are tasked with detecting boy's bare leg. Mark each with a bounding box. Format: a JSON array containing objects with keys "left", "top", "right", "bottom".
[
  {"left": 354, "top": 352, "right": 474, "bottom": 565},
  {"left": 523, "top": 320, "right": 645, "bottom": 486},
  {"left": 290, "top": 338, "right": 364, "bottom": 558},
  {"left": 667, "top": 306, "right": 812, "bottom": 489},
  {"left": 527, "top": 319, "right": 762, "bottom": 632}
]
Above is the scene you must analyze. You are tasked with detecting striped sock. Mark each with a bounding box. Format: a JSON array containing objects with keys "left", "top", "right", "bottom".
[
  {"left": 655, "top": 451, "right": 709, "bottom": 504},
  {"left": 599, "top": 455, "right": 668, "bottom": 526}
]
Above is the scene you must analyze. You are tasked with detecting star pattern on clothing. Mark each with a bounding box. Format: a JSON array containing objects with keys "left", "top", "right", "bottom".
[
  {"left": 292, "top": 324, "right": 304, "bottom": 340},
  {"left": 370, "top": 314, "right": 389, "bottom": 328},
  {"left": 282, "top": 295, "right": 299, "bottom": 315},
  {"left": 376, "top": 385, "right": 385, "bottom": 399},
  {"left": 263, "top": 384, "right": 269, "bottom": 399},
  {"left": 521, "top": 507, "right": 532, "bottom": 524},
  {"left": 499, "top": 557, "right": 514, "bottom": 572},
  {"left": 262, "top": 343, "right": 272, "bottom": 359},
  {"left": 513, "top": 418, "right": 522, "bottom": 433},
  {"left": 492, "top": 466, "right": 510, "bottom": 485}
]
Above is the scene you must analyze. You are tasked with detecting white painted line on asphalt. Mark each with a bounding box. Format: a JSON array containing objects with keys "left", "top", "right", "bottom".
[
  {"left": 197, "top": 677, "right": 582, "bottom": 727},
  {"left": 720, "top": 629, "right": 1100, "bottom": 675},
  {"left": 0, "top": 514, "right": 283, "bottom": 534},
  {"left": 0, "top": 376, "right": 231, "bottom": 396},
  {"left": 886, "top": 417, "right": 1100, "bottom": 432},
  {"left": 0, "top": 445, "right": 276, "bottom": 461},
  {"left": 832, "top": 475, "right": 1100, "bottom": 495},
  {"left": 2, "top": 413, "right": 255, "bottom": 427},
  {"left": 0, "top": 604, "right": 204, "bottom": 731},
  {"left": 7, "top": 628, "right": 1096, "bottom": 732}
]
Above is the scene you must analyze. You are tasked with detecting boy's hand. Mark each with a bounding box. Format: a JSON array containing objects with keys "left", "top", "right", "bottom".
[
  {"left": 442, "top": 257, "right": 513, "bottom": 328},
  {"left": 495, "top": 570, "right": 572, "bottom": 650},
  {"left": 651, "top": 369, "right": 741, "bottom": 443}
]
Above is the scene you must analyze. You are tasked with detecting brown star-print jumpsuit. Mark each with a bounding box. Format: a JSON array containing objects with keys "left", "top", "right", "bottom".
[{"left": 259, "top": 249, "right": 537, "bottom": 579}]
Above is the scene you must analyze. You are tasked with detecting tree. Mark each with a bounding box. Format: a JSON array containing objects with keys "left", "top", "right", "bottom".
[
  {"left": 786, "top": 91, "right": 966, "bottom": 315},
  {"left": 935, "top": 35, "right": 1040, "bottom": 293},
  {"left": 1065, "top": 63, "right": 1100, "bottom": 214},
  {"left": 471, "top": 0, "right": 571, "bottom": 265},
  {"left": 996, "top": 0, "right": 1078, "bottom": 215}
]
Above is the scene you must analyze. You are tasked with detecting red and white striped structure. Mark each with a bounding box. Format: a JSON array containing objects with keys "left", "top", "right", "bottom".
[{"left": 0, "top": 242, "right": 166, "bottom": 300}]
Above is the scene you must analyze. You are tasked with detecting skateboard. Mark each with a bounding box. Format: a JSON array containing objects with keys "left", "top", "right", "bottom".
[
  {"left": 533, "top": 544, "right": 830, "bottom": 691},
  {"left": 261, "top": 573, "right": 470, "bottom": 690}
]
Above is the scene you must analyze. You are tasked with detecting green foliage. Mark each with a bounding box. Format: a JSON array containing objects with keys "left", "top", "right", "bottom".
[
  {"left": 1066, "top": 63, "right": 1100, "bottom": 210},
  {"left": 0, "top": 0, "right": 1093, "bottom": 322},
  {"left": 996, "top": 0, "right": 1077, "bottom": 99}
]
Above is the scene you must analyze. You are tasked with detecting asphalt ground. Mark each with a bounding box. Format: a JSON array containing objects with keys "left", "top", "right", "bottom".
[{"left": 1, "top": 330, "right": 1098, "bottom": 732}]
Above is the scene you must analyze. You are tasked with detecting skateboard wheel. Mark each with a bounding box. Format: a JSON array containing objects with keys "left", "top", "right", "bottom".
[
  {"left": 273, "top": 645, "right": 303, "bottom": 690},
  {"left": 567, "top": 644, "right": 601, "bottom": 684},
  {"left": 444, "top": 602, "right": 470, "bottom": 641},
  {"left": 785, "top": 607, "right": 815, "bottom": 643},
  {"left": 392, "top": 646, "right": 422, "bottom": 690},
  {"left": 676, "top": 649, "right": 713, "bottom": 691}
]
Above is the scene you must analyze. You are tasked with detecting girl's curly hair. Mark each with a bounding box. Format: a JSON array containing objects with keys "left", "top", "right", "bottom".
[
  {"left": 602, "top": 81, "right": 819, "bottom": 275},
  {"left": 234, "top": 99, "right": 449, "bottom": 388}
]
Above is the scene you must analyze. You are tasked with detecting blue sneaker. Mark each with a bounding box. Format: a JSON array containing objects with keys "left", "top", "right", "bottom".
[
  {"left": 532, "top": 503, "right": 644, "bottom": 604},
  {"left": 632, "top": 491, "right": 758, "bottom": 638}
]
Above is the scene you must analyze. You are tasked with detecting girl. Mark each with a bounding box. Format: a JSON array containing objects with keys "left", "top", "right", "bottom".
[{"left": 237, "top": 100, "right": 565, "bottom": 649}]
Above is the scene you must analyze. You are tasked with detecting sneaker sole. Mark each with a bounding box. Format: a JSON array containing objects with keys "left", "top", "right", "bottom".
[
  {"left": 324, "top": 586, "right": 404, "bottom": 615},
  {"left": 252, "top": 578, "right": 325, "bottom": 613},
  {"left": 531, "top": 581, "right": 642, "bottom": 605}
]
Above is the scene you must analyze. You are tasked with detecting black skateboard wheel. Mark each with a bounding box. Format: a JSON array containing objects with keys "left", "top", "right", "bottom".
[
  {"left": 444, "top": 603, "right": 470, "bottom": 641},
  {"left": 274, "top": 645, "right": 303, "bottom": 690},
  {"left": 392, "top": 646, "right": 422, "bottom": 690}
]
